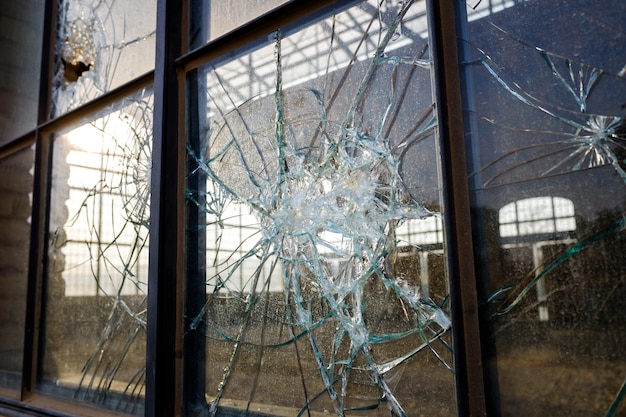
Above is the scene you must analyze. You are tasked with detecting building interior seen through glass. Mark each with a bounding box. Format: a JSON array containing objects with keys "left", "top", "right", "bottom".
[{"left": 0, "top": 0, "right": 624, "bottom": 417}]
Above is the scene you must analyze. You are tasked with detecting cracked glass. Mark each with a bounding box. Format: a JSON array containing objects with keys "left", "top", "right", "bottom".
[
  {"left": 52, "top": 0, "right": 156, "bottom": 116},
  {"left": 186, "top": 1, "right": 456, "bottom": 416},
  {"left": 461, "top": 0, "right": 626, "bottom": 416},
  {"left": 40, "top": 88, "right": 152, "bottom": 414}
]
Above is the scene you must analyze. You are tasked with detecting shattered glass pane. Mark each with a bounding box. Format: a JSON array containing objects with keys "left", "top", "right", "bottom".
[
  {"left": 186, "top": 1, "right": 455, "bottom": 416},
  {"left": 52, "top": 0, "right": 156, "bottom": 116},
  {"left": 40, "top": 88, "right": 152, "bottom": 414},
  {"left": 0, "top": 147, "right": 35, "bottom": 392},
  {"left": 461, "top": 0, "right": 626, "bottom": 415}
]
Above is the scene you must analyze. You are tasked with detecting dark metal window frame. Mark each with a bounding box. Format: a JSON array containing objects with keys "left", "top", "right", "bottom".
[{"left": 0, "top": 1, "right": 489, "bottom": 416}]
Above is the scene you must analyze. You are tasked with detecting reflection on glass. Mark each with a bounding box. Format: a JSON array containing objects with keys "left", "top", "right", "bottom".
[
  {"left": 41, "top": 89, "right": 152, "bottom": 414},
  {"left": 52, "top": 0, "right": 156, "bottom": 115},
  {"left": 190, "top": 0, "right": 289, "bottom": 46},
  {"left": 0, "top": 147, "right": 34, "bottom": 391},
  {"left": 0, "top": 2, "right": 44, "bottom": 144},
  {"left": 187, "top": 1, "right": 455, "bottom": 415},
  {"left": 462, "top": 0, "right": 626, "bottom": 415},
  {"left": 499, "top": 197, "right": 576, "bottom": 238}
]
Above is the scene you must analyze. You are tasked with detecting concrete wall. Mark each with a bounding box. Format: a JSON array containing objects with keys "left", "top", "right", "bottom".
[
  {"left": 0, "top": 147, "right": 34, "bottom": 386},
  {"left": 0, "top": 1, "right": 44, "bottom": 145}
]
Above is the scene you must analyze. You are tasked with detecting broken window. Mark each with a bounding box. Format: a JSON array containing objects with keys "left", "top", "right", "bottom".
[
  {"left": 186, "top": 0, "right": 455, "bottom": 415},
  {"left": 4, "top": 0, "right": 626, "bottom": 416},
  {"left": 461, "top": 0, "right": 626, "bottom": 415},
  {"left": 40, "top": 89, "right": 152, "bottom": 414},
  {"left": 53, "top": 0, "right": 156, "bottom": 116}
]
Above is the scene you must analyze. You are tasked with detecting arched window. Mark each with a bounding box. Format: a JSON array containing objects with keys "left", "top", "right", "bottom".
[{"left": 499, "top": 196, "right": 576, "bottom": 239}]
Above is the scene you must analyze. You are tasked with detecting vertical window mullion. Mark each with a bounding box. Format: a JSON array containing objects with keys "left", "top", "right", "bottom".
[
  {"left": 183, "top": 68, "right": 208, "bottom": 416},
  {"left": 147, "top": 0, "right": 184, "bottom": 415},
  {"left": 183, "top": 10, "right": 210, "bottom": 414},
  {"left": 427, "top": 1, "right": 487, "bottom": 416}
]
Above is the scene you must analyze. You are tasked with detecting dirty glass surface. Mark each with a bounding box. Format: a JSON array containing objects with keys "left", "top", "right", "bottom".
[
  {"left": 461, "top": 1, "right": 626, "bottom": 416},
  {"left": 0, "top": 1, "right": 44, "bottom": 144},
  {"left": 52, "top": 0, "right": 156, "bottom": 116},
  {"left": 186, "top": 1, "right": 455, "bottom": 416},
  {"left": 40, "top": 88, "right": 152, "bottom": 414},
  {"left": 190, "top": 0, "right": 290, "bottom": 47},
  {"left": 0, "top": 147, "right": 35, "bottom": 392}
]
